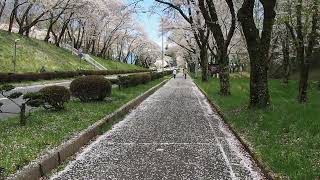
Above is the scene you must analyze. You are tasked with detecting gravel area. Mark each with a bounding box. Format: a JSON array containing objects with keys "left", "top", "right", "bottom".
[{"left": 51, "top": 74, "right": 264, "bottom": 180}]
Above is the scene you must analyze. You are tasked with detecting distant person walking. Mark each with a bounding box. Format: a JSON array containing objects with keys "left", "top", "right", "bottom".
[
  {"left": 183, "top": 68, "right": 187, "bottom": 79},
  {"left": 173, "top": 69, "right": 177, "bottom": 79},
  {"left": 78, "top": 48, "right": 84, "bottom": 60}
]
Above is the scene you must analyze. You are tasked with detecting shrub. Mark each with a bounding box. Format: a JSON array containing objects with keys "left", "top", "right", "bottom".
[
  {"left": 118, "top": 74, "right": 151, "bottom": 88},
  {"left": 40, "top": 86, "right": 71, "bottom": 110},
  {"left": 0, "top": 70, "right": 153, "bottom": 83},
  {"left": 163, "top": 70, "right": 173, "bottom": 76},
  {"left": 70, "top": 75, "right": 112, "bottom": 102},
  {"left": 150, "top": 72, "right": 163, "bottom": 80}
]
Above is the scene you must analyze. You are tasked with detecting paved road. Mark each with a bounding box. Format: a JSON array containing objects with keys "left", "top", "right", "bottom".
[
  {"left": 0, "top": 73, "right": 139, "bottom": 119},
  {"left": 51, "top": 74, "right": 264, "bottom": 180}
]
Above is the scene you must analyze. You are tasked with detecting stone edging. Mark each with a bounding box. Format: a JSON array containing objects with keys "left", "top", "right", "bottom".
[
  {"left": 193, "top": 82, "right": 274, "bottom": 180},
  {"left": 7, "top": 79, "right": 169, "bottom": 180}
]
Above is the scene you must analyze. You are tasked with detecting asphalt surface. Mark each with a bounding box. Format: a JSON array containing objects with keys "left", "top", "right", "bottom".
[
  {"left": 0, "top": 81, "right": 71, "bottom": 119},
  {"left": 51, "top": 74, "right": 264, "bottom": 180},
  {"left": 0, "top": 74, "right": 132, "bottom": 119}
]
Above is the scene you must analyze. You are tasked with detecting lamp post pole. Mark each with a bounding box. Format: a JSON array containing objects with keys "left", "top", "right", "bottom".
[
  {"left": 13, "top": 39, "right": 20, "bottom": 72},
  {"left": 161, "top": 17, "right": 164, "bottom": 73}
]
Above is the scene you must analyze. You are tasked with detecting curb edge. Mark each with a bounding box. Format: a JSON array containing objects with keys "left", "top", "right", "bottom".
[
  {"left": 193, "top": 81, "right": 274, "bottom": 180},
  {"left": 7, "top": 79, "right": 170, "bottom": 180}
]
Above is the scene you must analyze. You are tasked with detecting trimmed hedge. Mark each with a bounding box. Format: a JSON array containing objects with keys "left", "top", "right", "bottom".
[
  {"left": 150, "top": 71, "right": 173, "bottom": 80},
  {"left": 70, "top": 75, "right": 112, "bottom": 102},
  {"left": 0, "top": 69, "right": 152, "bottom": 83},
  {"left": 163, "top": 70, "right": 174, "bottom": 76},
  {"left": 150, "top": 72, "right": 163, "bottom": 80},
  {"left": 39, "top": 86, "right": 71, "bottom": 110},
  {"left": 118, "top": 74, "right": 152, "bottom": 88},
  {"left": 118, "top": 71, "right": 173, "bottom": 88}
]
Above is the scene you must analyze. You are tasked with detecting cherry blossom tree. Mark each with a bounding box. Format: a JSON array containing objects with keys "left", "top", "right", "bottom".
[
  {"left": 283, "top": 0, "right": 319, "bottom": 103},
  {"left": 155, "top": 0, "right": 210, "bottom": 81},
  {"left": 0, "top": 0, "right": 7, "bottom": 22},
  {"left": 237, "top": 0, "right": 277, "bottom": 108}
]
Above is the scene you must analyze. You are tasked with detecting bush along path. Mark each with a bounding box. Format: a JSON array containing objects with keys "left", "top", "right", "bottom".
[
  {"left": 51, "top": 74, "right": 264, "bottom": 179},
  {"left": 0, "top": 71, "right": 162, "bottom": 120},
  {"left": 0, "top": 74, "right": 168, "bottom": 178}
]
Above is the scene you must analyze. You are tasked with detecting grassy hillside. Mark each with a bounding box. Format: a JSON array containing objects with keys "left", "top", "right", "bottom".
[
  {"left": 195, "top": 76, "right": 320, "bottom": 179},
  {"left": 0, "top": 30, "right": 94, "bottom": 72},
  {"left": 93, "top": 56, "right": 146, "bottom": 71},
  {"left": 0, "top": 30, "right": 146, "bottom": 73}
]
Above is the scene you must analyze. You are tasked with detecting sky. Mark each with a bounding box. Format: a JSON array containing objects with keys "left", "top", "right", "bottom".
[{"left": 134, "top": 1, "right": 164, "bottom": 46}]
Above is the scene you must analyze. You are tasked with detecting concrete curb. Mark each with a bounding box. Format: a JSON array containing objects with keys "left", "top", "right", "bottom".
[
  {"left": 7, "top": 79, "right": 169, "bottom": 180},
  {"left": 193, "top": 82, "right": 274, "bottom": 180}
]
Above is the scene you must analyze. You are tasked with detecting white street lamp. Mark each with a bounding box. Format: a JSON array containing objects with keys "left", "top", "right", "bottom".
[{"left": 13, "top": 39, "right": 20, "bottom": 72}]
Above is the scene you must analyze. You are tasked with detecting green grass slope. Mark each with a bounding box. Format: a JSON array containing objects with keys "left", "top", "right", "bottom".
[
  {"left": 93, "top": 56, "right": 146, "bottom": 71},
  {"left": 0, "top": 30, "right": 94, "bottom": 72},
  {"left": 0, "top": 30, "right": 146, "bottom": 73}
]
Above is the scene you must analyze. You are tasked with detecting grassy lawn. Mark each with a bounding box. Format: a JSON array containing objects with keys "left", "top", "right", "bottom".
[
  {"left": 0, "top": 77, "right": 167, "bottom": 177},
  {"left": 93, "top": 56, "right": 146, "bottom": 71},
  {"left": 0, "top": 30, "right": 94, "bottom": 72},
  {"left": 194, "top": 76, "right": 320, "bottom": 179}
]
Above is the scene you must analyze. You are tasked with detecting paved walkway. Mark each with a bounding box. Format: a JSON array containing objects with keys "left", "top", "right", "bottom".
[{"left": 52, "top": 74, "right": 264, "bottom": 180}]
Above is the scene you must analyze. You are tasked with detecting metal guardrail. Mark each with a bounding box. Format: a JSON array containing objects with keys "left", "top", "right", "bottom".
[
  {"left": 61, "top": 43, "right": 108, "bottom": 70},
  {"left": 83, "top": 54, "right": 107, "bottom": 70}
]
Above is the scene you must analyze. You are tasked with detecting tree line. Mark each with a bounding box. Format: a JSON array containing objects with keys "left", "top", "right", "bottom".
[
  {"left": 155, "top": 0, "right": 319, "bottom": 107},
  {"left": 0, "top": 0, "right": 161, "bottom": 68}
]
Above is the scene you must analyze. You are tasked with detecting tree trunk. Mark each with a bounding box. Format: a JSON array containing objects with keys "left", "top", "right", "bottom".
[
  {"left": 25, "top": 28, "right": 30, "bottom": 37},
  {"left": 198, "top": 0, "right": 234, "bottom": 96},
  {"left": 75, "top": 29, "right": 80, "bottom": 49},
  {"left": 282, "top": 34, "right": 290, "bottom": 84},
  {"left": 99, "top": 41, "right": 107, "bottom": 57},
  {"left": 249, "top": 52, "right": 270, "bottom": 108},
  {"left": 91, "top": 39, "right": 96, "bottom": 55},
  {"left": 219, "top": 51, "right": 231, "bottom": 95},
  {"left": 78, "top": 26, "right": 85, "bottom": 49},
  {"left": 8, "top": 13, "right": 15, "bottom": 32},
  {"left": 285, "top": 0, "right": 318, "bottom": 103},
  {"left": 200, "top": 46, "right": 208, "bottom": 82},
  {"left": 298, "top": 59, "right": 309, "bottom": 103},
  {"left": 296, "top": 0, "right": 307, "bottom": 103},
  {"left": 55, "top": 21, "right": 69, "bottom": 47},
  {"left": 0, "top": 0, "right": 6, "bottom": 22},
  {"left": 8, "top": 0, "right": 18, "bottom": 33},
  {"left": 20, "top": 103, "right": 26, "bottom": 126},
  {"left": 238, "top": 0, "right": 276, "bottom": 108},
  {"left": 45, "top": 14, "right": 54, "bottom": 42},
  {"left": 16, "top": 3, "right": 33, "bottom": 36}
]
